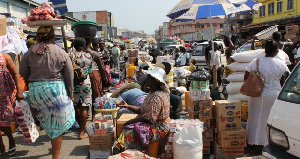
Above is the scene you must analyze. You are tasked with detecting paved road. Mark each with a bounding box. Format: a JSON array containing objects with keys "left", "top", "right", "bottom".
[{"left": 2, "top": 128, "right": 90, "bottom": 159}]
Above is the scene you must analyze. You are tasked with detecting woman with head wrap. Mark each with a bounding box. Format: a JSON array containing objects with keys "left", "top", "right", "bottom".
[{"left": 20, "top": 26, "right": 75, "bottom": 159}]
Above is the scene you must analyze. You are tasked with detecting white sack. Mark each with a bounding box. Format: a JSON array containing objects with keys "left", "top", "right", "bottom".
[
  {"left": 173, "top": 126, "right": 203, "bottom": 159},
  {"left": 231, "top": 49, "right": 264, "bottom": 63},
  {"left": 226, "top": 72, "right": 245, "bottom": 82},
  {"left": 228, "top": 93, "right": 249, "bottom": 102},
  {"left": 226, "top": 82, "right": 244, "bottom": 95},
  {"left": 227, "top": 62, "right": 249, "bottom": 72}
]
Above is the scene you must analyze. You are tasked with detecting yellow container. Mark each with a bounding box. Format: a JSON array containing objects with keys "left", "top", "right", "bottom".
[
  {"left": 185, "top": 91, "right": 189, "bottom": 111},
  {"left": 241, "top": 102, "right": 248, "bottom": 122}
]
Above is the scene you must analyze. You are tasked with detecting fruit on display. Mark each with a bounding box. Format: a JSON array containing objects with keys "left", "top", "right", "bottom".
[{"left": 21, "top": 2, "right": 62, "bottom": 24}]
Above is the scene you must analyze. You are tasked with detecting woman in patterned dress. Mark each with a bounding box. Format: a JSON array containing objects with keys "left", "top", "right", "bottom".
[
  {"left": 71, "top": 38, "right": 93, "bottom": 139},
  {"left": 20, "top": 26, "right": 75, "bottom": 159},
  {"left": 117, "top": 67, "right": 170, "bottom": 152},
  {"left": 0, "top": 53, "right": 23, "bottom": 156}
]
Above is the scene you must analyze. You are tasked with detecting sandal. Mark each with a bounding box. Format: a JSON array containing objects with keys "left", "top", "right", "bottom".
[
  {"left": 8, "top": 146, "right": 16, "bottom": 156},
  {"left": 0, "top": 146, "right": 5, "bottom": 156},
  {"left": 78, "top": 133, "right": 88, "bottom": 140}
]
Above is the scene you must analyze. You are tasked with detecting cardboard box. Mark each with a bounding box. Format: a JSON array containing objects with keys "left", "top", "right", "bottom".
[
  {"left": 214, "top": 141, "right": 244, "bottom": 159},
  {"left": 203, "top": 128, "right": 214, "bottom": 141},
  {"left": 199, "top": 108, "right": 213, "bottom": 119},
  {"left": 203, "top": 141, "right": 211, "bottom": 155},
  {"left": 199, "top": 98, "right": 213, "bottom": 108},
  {"left": 199, "top": 118, "right": 211, "bottom": 130},
  {"left": 89, "top": 149, "right": 111, "bottom": 159},
  {"left": 216, "top": 116, "right": 242, "bottom": 131},
  {"left": 117, "top": 114, "right": 138, "bottom": 137},
  {"left": 217, "top": 128, "right": 246, "bottom": 148},
  {"left": 215, "top": 100, "right": 241, "bottom": 117},
  {"left": 89, "top": 132, "right": 113, "bottom": 150},
  {"left": 0, "top": 16, "right": 6, "bottom": 36}
]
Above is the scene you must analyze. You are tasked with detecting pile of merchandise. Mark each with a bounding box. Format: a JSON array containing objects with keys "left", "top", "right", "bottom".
[
  {"left": 94, "top": 95, "right": 120, "bottom": 109},
  {"left": 87, "top": 114, "right": 115, "bottom": 159},
  {"left": 214, "top": 100, "right": 246, "bottom": 159}
]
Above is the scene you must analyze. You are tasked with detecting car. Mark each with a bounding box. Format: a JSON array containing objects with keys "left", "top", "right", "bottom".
[
  {"left": 191, "top": 41, "right": 226, "bottom": 69},
  {"left": 165, "top": 45, "right": 183, "bottom": 53},
  {"left": 262, "top": 63, "right": 300, "bottom": 159},
  {"left": 236, "top": 40, "right": 262, "bottom": 53}
]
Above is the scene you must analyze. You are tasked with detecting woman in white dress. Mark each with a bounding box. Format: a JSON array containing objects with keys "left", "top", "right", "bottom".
[{"left": 245, "top": 39, "right": 289, "bottom": 152}]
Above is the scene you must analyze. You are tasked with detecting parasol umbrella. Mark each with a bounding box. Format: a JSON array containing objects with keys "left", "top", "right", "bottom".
[{"left": 167, "top": 0, "right": 254, "bottom": 19}]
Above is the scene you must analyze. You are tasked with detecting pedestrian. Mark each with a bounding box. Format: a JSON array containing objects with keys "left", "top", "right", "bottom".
[
  {"left": 70, "top": 38, "right": 94, "bottom": 140},
  {"left": 272, "top": 31, "right": 299, "bottom": 71},
  {"left": 205, "top": 40, "right": 212, "bottom": 64},
  {"left": 177, "top": 47, "right": 189, "bottom": 66},
  {"left": 0, "top": 53, "right": 23, "bottom": 156},
  {"left": 112, "top": 44, "right": 120, "bottom": 68},
  {"left": 90, "top": 39, "right": 108, "bottom": 120},
  {"left": 208, "top": 42, "right": 222, "bottom": 86},
  {"left": 20, "top": 26, "right": 75, "bottom": 159},
  {"left": 245, "top": 39, "right": 289, "bottom": 152},
  {"left": 99, "top": 41, "right": 112, "bottom": 89},
  {"left": 159, "top": 46, "right": 164, "bottom": 56}
]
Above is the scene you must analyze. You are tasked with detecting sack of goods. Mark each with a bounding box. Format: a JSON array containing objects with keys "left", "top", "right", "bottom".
[
  {"left": 171, "top": 120, "right": 204, "bottom": 159},
  {"left": 214, "top": 100, "right": 246, "bottom": 159}
]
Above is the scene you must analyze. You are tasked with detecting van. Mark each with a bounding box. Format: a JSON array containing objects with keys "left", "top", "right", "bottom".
[
  {"left": 262, "top": 63, "right": 300, "bottom": 159},
  {"left": 191, "top": 41, "right": 226, "bottom": 69}
]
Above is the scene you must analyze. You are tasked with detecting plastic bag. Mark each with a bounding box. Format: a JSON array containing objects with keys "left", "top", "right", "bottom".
[
  {"left": 173, "top": 125, "right": 203, "bottom": 159},
  {"left": 189, "top": 69, "right": 211, "bottom": 81}
]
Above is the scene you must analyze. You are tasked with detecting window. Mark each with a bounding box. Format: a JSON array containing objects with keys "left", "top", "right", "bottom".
[
  {"left": 268, "top": 2, "right": 274, "bottom": 15},
  {"left": 213, "top": 24, "right": 217, "bottom": 27},
  {"left": 287, "top": 0, "right": 294, "bottom": 10},
  {"left": 201, "top": 25, "right": 204, "bottom": 28},
  {"left": 195, "top": 25, "right": 200, "bottom": 28},
  {"left": 260, "top": 5, "right": 265, "bottom": 17},
  {"left": 278, "top": 64, "right": 300, "bottom": 104},
  {"left": 277, "top": 1, "right": 283, "bottom": 13},
  {"left": 220, "top": 24, "right": 223, "bottom": 28}
]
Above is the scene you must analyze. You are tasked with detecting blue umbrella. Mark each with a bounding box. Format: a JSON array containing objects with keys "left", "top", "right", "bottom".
[{"left": 167, "top": 0, "right": 255, "bottom": 19}]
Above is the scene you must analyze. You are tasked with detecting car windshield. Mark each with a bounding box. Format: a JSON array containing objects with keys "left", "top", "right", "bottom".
[
  {"left": 237, "top": 43, "right": 262, "bottom": 53},
  {"left": 193, "top": 44, "right": 208, "bottom": 56},
  {"left": 278, "top": 64, "right": 300, "bottom": 104}
]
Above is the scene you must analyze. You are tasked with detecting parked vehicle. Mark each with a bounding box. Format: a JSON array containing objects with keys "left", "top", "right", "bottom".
[
  {"left": 236, "top": 40, "right": 262, "bottom": 53},
  {"left": 191, "top": 41, "right": 226, "bottom": 68},
  {"left": 262, "top": 63, "right": 300, "bottom": 159},
  {"left": 165, "top": 45, "right": 183, "bottom": 54}
]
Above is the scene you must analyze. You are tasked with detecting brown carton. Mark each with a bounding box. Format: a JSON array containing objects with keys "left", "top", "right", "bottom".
[
  {"left": 203, "top": 128, "right": 214, "bottom": 141},
  {"left": 214, "top": 141, "right": 244, "bottom": 159},
  {"left": 0, "top": 16, "right": 6, "bottom": 36},
  {"left": 199, "top": 98, "right": 213, "bottom": 108},
  {"left": 216, "top": 116, "right": 242, "bottom": 131},
  {"left": 215, "top": 100, "right": 241, "bottom": 117},
  {"left": 203, "top": 141, "right": 211, "bottom": 155},
  {"left": 116, "top": 114, "right": 138, "bottom": 137},
  {"left": 199, "top": 108, "right": 213, "bottom": 119},
  {"left": 217, "top": 128, "right": 246, "bottom": 148},
  {"left": 89, "top": 132, "right": 113, "bottom": 150}
]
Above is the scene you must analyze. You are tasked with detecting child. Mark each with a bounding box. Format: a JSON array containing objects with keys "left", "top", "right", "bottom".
[{"left": 188, "top": 59, "right": 197, "bottom": 72}]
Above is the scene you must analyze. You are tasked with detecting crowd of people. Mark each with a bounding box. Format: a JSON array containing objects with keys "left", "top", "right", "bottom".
[{"left": 0, "top": 23, "right": 300, "bottom": 159}]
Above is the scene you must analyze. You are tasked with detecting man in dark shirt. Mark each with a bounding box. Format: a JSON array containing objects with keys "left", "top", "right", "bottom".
[{"left": 205, "top": 40, "right": 212, "bottom": 64}]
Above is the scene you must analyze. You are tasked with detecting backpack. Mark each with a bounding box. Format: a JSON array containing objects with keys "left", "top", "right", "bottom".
[{"left": 70, "top": 52, "right": 88, "bottom": 86}]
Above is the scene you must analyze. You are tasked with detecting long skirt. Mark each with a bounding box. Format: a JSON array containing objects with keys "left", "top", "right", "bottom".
[
  {"left": 90, "top": 70, "right": 104, "bottom": 98},
  {"left": 28, "top": 81, "right": 75, "bottom": 139}
]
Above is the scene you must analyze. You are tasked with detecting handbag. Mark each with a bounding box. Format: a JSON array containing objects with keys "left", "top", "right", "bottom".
[
  {"left": 240, "top": 58, "right": 265, "bottom": 97},
  {"left": 70, "top": 52, "right": 88, "bottom": 86}
]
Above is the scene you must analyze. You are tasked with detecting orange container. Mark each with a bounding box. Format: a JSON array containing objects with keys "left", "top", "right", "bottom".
[
  {"left": 149, "top": 141, "right": 159, "bottom": 157},
  {"left": 10, "top": 123, "right": 16, "bottom": 133},
  {"left": 185, "top": 91, "right": 189, "bottom": 111}
]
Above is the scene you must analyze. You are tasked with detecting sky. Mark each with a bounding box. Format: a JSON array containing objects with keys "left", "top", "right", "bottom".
[{"left": 33, "top": 0, "right": 181, "bottom": 34}]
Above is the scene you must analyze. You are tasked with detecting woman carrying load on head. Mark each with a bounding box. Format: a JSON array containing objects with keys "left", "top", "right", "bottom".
[{"left": 20, "top": 26, "right": 75, "bottom": 159}]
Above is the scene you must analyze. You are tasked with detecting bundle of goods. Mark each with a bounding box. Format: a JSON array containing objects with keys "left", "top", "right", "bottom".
[
  {"left": 94, "top": 95, "right": 123, "bottom": 110},
  {"left": 138, "top": 52, "right": 152, "bottom": 62},
  {"left": 164, "top": 119, "right": 204, "bottom": 159},
  {"left": 87, "top": 115, "right": 115, "bottom": 159},
  {"left": 188, "top": 69, "right": 212, "bottom": 132},
  {"left": 14, "top": 100, "right": 39, "bottom": 143},
  {"left": 226, "top": 49, "right": 265, "bottom": 102},
  {"left": 21, "top": 2, "right": 62, "bottom": 24},
  {"left": 285, "top": 25, "right": 299, "bottom": 40},
  {"left": 214, "top": 100, "right": 246, "bottom": 159},
  {"left": 173, "top": 67, "right": 190, "bottom": 86},
  {"left": 127, "top": 49, "right": 139, "bottom": 58},
  {"left": 108, "top": 150, "right": 157, "bottom": 159}
]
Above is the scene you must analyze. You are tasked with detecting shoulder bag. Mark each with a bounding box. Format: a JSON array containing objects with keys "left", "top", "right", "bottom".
[
  {"left": 70, "top": 52, "right": 88, "bottom": 86},
  {"left": 240, "top": 58, "right": 265, "bottom": 97}
]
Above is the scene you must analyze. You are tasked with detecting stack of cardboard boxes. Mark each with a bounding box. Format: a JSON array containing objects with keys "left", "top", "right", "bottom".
[
  {"left": 214, "top": 100, "right": 246, "bottom": 159},
  {"left": 188, "top": 80, "right": 214, "bottom": 155},
  {"left": 285, "top": 25, "right": 299, "bottom": 40},
  {"left": 87, "top": 116, "right": 115, "bottom": 159}
]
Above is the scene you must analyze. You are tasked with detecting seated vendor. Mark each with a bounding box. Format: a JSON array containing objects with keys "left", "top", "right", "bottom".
[
  {"left": 111, "top": 83, "right": 148, "bottom": 118},
  {"left": 117, "top": 67, "right": 170, "bottom": 152}
]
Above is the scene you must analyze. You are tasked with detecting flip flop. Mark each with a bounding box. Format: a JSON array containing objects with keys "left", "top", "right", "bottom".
[
  {"left": 78, "top": 133, "right": 88, "bottom": 140},
  {"left": 8, "top": 147, "right": 16, "bottom": 156}
]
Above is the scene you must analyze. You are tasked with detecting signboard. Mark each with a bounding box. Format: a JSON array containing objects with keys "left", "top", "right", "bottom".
[
  {"left": 73, "top": 11, "right": 97, "bottom": 21},
  {"left": 96, "top": 31, "right": 105, "bottom": 38},
  {"left": 122, "top": 32, "right": 129, "bottom": 40},
  {"left": 203, "top": 29, "right": 215, "bottom": 41}
]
